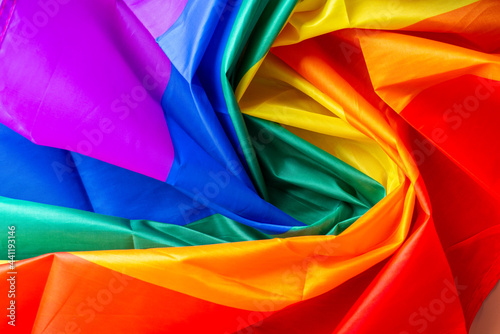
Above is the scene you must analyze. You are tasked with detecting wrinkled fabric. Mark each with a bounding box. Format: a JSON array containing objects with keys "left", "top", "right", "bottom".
[{"left": 0, "top": 0, "right": 499, "bottom": 333}]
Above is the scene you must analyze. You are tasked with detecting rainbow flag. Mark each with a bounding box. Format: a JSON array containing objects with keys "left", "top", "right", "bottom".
[{"left": 0, "top": 0, "right": 499, "bottom": 333}]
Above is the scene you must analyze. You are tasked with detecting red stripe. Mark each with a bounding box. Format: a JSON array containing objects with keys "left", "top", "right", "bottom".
[
  {"left": 401, "top": 74, "right": 500, "bottom": 200},
  {"left": 1, "top": 253, "right": 275, "bottom": 333}
]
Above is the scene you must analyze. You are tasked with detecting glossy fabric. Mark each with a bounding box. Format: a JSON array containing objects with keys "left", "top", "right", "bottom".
[{"left": 1, "top": 0, "right": 499, "bottom": 333}]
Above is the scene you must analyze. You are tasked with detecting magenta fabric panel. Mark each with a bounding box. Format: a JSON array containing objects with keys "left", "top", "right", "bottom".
[{"left": 0, "top": 0, "right": 174, "bottom": 180}]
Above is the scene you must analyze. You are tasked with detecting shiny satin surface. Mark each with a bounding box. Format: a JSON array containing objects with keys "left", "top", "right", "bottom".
[{"left": 0, "top": 0, "right": 499, "bottom": 333}]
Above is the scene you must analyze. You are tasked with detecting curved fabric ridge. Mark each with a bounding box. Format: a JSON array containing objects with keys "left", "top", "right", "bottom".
[
  {"left": 359, "top": 30, "right": 500, "bottom": 113},
  {"left": 217, "top": 0, "right": 297, "bottom": 199},
  {"left": 274, "top": 0, "right": 480, "bottom": 46}
]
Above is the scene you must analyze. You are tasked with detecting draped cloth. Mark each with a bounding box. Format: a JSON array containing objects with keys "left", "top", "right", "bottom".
[{"left": 0, "top": 0, "right": 499, "bottom": 333}]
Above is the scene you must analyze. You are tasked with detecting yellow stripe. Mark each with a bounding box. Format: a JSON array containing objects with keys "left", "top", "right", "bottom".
[{"left": 275, "top": 0, "right": 479, "bottom": 46}]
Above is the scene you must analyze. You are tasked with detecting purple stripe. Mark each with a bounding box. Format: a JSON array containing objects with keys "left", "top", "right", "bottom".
[{"left": 0, "top": 0, "right": 174, "bottom": 180}]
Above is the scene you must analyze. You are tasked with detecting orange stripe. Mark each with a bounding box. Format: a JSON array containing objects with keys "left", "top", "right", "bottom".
[
  {"left": 402, "top": 0, "right": 500, "bottom": 53},
  {"left": 0, "top": 253, "right": 268, "bottom": 334}
]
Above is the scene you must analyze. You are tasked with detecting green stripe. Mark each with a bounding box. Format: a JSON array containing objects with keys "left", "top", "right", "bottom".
[
  {"left": 245, "top": 116, "right": 385, "bottom": 237},
  {"left": 0, "top": 196, "right": 270, "bottom": 260},
  {"left": 221, "top": 0, "right": 298, "bottom": 199},
  {"left": 232, "top": 0, "right": 297, "bottom": 86}
]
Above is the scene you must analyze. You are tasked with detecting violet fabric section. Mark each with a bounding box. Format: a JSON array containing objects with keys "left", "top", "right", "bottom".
[
  {"left": 0, "top": 0, "right": 175, "bottom": 181},
  {"left": 124, "top": 0, "right": 189, "bottom": 39}
]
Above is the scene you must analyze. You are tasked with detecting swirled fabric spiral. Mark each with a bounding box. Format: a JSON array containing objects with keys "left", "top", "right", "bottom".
[{"left": 0, "top": 0, "right": 499, "bottom": 333}]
